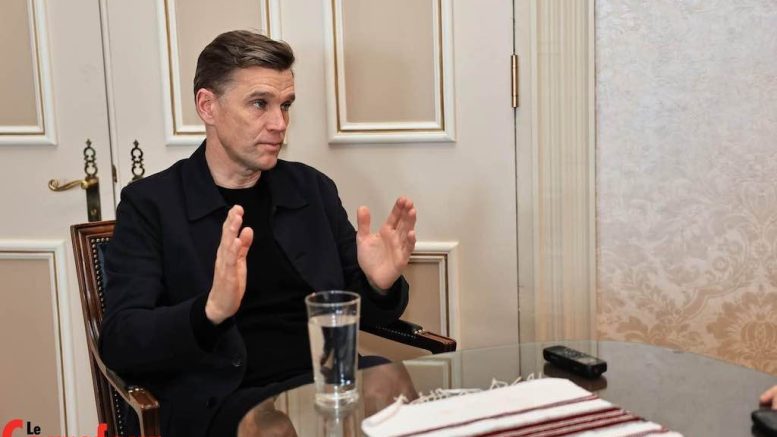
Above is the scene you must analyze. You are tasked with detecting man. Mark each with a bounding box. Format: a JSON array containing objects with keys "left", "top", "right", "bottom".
[{"left": 100, "top": 30, "right": 416, "bottom": 437}]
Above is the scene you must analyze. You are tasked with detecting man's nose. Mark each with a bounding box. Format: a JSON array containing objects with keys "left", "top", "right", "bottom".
[{"left": 266, "top": 107, "right": 287, "bottom": 131}]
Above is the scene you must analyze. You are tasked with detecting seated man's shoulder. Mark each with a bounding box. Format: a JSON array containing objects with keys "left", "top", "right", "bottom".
[
  {"left": 277, "top": 159, "right": 322, "bottom": 175},
  {"left": 115, "top": 160, "right": 193, "bottom": 223},
  {"left": 120, "top": 159, "right": 185, "bottom": 200},
  {"left": 276, "top": 159, "right": 334, "bottom": 186}
]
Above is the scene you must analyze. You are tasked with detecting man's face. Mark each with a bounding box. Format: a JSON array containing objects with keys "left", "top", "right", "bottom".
[{"left": 208, "top": 66, "right": 295, "bottom": 173}]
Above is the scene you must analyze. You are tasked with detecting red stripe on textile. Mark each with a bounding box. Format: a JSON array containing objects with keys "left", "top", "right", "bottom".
[
  {"left": 394, "top": 394, "right": 600, "bottom": 437},
  {"left": 507, "top": 414, "right": 640, "bottom": 437},
  {"left": 481, "top": 408, "right": 627, "bottom": 436}
]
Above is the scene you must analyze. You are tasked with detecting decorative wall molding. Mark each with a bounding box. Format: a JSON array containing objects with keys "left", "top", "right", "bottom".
[
  {"left": 411, "top": 241, "right": 459, "bottom": 342},
  {"left": 0, "top": 0, "right": 57, "bottom": 146},
  {"left": 0, "top": 240, "right": 75, "bottom": 435},
  {"left": 517, "top": 0, "right": 596, "bottom": 342},
  {"left": 324, "top": 0, "right": 456, "bottom": 144},
  {"left": 158, "top": 0, "right": 281, "bottom": 146}
]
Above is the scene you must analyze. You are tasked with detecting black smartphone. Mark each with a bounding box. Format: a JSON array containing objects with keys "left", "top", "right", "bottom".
[
  {"left": 752, "top": 408, "right": 777, "bottom": 437},
  {"left": 542, "top": 345, "right": 607, "bottom": 379}
]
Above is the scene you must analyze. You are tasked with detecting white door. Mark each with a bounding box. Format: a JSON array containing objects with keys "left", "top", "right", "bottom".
[{"left": 0, "top": 0, "right": 113, "bottom": 434}]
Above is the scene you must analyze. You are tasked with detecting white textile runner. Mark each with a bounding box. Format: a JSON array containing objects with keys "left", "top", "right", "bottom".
[{"left": 361, "top": 378, "right": 682, "bottom": 437}]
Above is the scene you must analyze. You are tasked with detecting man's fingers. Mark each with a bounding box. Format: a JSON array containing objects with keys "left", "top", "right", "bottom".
[
  {"left": 384, "top": 197, "right": 406, "bottom": 229},
  {"left": 396, "top": 206, "right": 416, "bottom": 240},
  {"left": 238, "top": 227, "right": 254, "bottom": 258},
  {"left": 222, "top": 224, "right": 252, "bottom": 268},
  {"left": 223, "top": 237, "right": 242, "bottom": 267},
  {"left": 406, "top": 229, "right": 416, "bottom": 252},
  {"left": 220, "top": 205, "right": 244, "bottom": 250},
  {"left": 357, "top": 206, "right": 372, "bottom": 237},
  {"left": 400, "top": 230, "right": 416, "bottom": 261},
  {"left": 226, "top": 227, "right": 254, "bottom": 266},
  {"left": 207, "top": 207, "right": 250, "bottom": 325}
]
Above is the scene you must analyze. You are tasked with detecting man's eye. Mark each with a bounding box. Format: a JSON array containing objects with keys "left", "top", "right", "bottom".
[
  {"left": 253, "top": 100, "right": 267, "bottom": 109},
  {"left": 281, "top": 102, "right": 293, "bottom": 111}
]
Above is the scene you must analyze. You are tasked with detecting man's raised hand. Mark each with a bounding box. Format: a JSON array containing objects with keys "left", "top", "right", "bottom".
[
  {"left": 205, "top": 205, "right": 254, "bottom": 324},
  {"left": 356, "top": 197, "right": 417, "bottom": 291}
]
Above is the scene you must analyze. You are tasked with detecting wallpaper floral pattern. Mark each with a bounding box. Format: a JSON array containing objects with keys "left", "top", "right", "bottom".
[{"left": 596, "top": 0, "right": 777, "bottom": 374}]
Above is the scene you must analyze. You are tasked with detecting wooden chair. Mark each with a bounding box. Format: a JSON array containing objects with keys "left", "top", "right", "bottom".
[{"left": 71, "top": 220, "right": 456, "bottom": 437}]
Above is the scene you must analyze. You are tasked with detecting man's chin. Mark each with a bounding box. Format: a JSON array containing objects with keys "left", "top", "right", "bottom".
[{"left": 255, "top": 156, "right": 279, "bottom": 172}]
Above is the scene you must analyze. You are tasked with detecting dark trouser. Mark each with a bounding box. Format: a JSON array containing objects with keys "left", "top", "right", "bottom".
[{"left": 206, "top": 356, "right": 390, "bottom": 437}]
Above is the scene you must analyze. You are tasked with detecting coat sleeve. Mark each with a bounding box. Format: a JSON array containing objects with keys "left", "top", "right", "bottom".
[
  {"left": 317, "top": 174, "right": 409, "bottom": 328},
  {"left": 99, "top": 187, "right": 223, "bottom": 374}
]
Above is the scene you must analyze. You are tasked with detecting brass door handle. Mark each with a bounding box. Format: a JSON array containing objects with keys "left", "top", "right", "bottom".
[
  {"left": 48, "top": 139, "right": 102, "bottom": 222},
  {"left": 48, "top": 176, "right": 97, "bottom": 191}
]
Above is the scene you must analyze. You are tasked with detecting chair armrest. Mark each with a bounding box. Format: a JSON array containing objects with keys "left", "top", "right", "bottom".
[
  {"left": 96, "top": 354, "right": 160, "bottom": 436},
  {"left": 362, "top": 319, "right": 457, "bottom": 354}
]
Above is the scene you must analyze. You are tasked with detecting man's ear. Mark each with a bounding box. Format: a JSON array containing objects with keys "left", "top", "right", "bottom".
[{"left": 195, "top": 88, "right": 218, "bottom": 125}]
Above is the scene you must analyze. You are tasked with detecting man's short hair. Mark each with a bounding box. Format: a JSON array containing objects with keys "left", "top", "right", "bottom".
[{"left": 193, "top": 30, "right": 295, "bottom": 98}]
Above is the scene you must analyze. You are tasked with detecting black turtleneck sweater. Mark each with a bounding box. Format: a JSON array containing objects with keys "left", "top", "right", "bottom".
[{"left": 194, "top": 175, "right": 315, "bottom": 387}]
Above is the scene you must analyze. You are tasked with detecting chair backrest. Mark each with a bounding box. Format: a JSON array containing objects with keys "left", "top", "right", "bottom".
[{"left": 71, "top": 220, "right": 132, "bottom": 436}]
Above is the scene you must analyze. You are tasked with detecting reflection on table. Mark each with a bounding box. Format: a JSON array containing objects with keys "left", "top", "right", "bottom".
[{"left": 238, "top": 341, "right": 777, "bottom": 437}]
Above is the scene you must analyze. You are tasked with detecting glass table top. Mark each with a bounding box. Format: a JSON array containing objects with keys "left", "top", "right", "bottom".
[{"left": 238, "top": 340, "right": 777, "bottom": 436}]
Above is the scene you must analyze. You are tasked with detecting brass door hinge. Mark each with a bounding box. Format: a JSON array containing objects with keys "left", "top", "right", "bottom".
[{"left": 511, "top": 54, "right": 519, "bottom": 108}]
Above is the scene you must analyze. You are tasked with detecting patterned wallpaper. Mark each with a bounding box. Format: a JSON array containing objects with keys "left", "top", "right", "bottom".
[{"left": 596, "top": 0, "right": 777, "bottom": 374}]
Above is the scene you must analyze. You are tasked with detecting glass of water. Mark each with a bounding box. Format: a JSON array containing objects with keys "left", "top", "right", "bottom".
[{"left": 305, "top": 290, "right": 360, "bottom": 408}]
